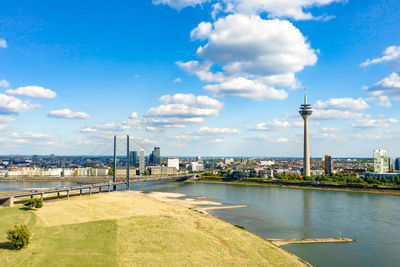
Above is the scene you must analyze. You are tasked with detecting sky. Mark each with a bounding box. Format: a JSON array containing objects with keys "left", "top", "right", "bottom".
[{"left": 0, "top": 0, "right": 400, "bottom": 157}]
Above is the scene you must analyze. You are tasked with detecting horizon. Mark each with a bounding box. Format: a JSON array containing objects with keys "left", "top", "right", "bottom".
[{"left": 0, "top": 0, "right": 400, "bottom": 157}]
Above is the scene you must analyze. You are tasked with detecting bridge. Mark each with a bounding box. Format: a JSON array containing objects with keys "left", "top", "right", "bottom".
[{"left": 0, "top": 174, "right": 198, "bottom": 207}]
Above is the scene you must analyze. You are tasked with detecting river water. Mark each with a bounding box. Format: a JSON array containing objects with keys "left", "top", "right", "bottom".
[{"left": 1, "top": 181, "right": 399, "bottom": 266}]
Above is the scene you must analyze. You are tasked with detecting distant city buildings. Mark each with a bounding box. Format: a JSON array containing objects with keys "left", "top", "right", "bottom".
[
  {"left": 395, "top": 158, "right": 400, "bottom": 172},
  {"left": 224, "top": 158, "right": 234, "bottom": 165},
  {"left": 373, "top": 149, "right": 389, "bottom": 173},
  {"left": 191, "top": 162, "right": 204, "bottom": 172},
  {"left": 324, "top": 155, "right": 333, "bottom": 175},
  {"left": 129, "top": 151, "right": 137, "bottom": 166},
  {"left": 149, "top": 147, "right": 161, "bottom": 165}
]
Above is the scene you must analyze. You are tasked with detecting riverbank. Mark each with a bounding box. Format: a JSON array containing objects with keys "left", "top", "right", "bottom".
[
  {"left": 0, "top": 191, "right": 307, "bottom": 266},
  {"left": 267, "top": 238, "right": 354, "bottom": 247},
  {"left": 192, "top": 178, "right": 400, "bottom": 195}
]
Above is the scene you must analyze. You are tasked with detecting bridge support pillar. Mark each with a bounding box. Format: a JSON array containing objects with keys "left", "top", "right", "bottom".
[
  {"left": 40, "top": 193, "right": 43, "bottom": 201},
  {"left": 80, "top": 189, "right": 82, "bottom": 196},
  {"left": 67, "top": 190, "right": 70, "bottom": 200},
  {"left": 89, "top": 187, "right": 92, "bottom": 197},
  {"left": 0, "top": 196, "right": 14, "bottom": 207},
  {"left": 57, "top": 192, "right": 60, "bottom": 199},
  {"left": 99, "top": 186, "right": 101, "bottom": 194},
  {"left": 31, "top": 195, "right": 33, "bottom": 199}
]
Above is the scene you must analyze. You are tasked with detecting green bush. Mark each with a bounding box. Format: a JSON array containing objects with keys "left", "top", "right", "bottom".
[
  {"left": 7, "top": 225, "right": 31, "bottom": 250},
  {"left": 23, "top": 198, "right": 43, "bottom": 210}
]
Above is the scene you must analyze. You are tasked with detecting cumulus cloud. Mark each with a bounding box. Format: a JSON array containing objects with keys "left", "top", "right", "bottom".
[
  {"left": 366, "top": 72, "right": 400, "bottom": 97},
  {"left": 0, "top": 115, "right": 16, "bottom": 123},
  {"left": 0, "top": 94, "right": 41, "bottom": 114},
  {"left": 361, "top": 45, "right": 400, "bottom": 70},
  {"left": 10, "top": 132, "right": 51, "bottom": 140},
  {"left": 129, "top": 112, "right": 139, "bottom": 119},
  {"left": 219, "top": 0, "right": 344, "bottom": 20},
  {"left": 174, "top": 77, "right": 182, "bottom": 83},
  {"left": 315, "top": 97, "right": 369, "bottom": 110},
  {"left": 192, "top": 15, "right": 317, "bottom": 77},
  {"left": 0, "top": 79, "right": 9, "bottom": 88},
  {"left": 248, "top": 118, "right": 303, "bottom": 131},
  {"left": 366, "top": 95, "right": 392, "bottom": 107},
  {"left": 247, "top": 133, "right": 290, "bottom": 143},
  {"left": 181, "top": 14, "right": 317, "bottom": 99},
  {"left": 143, "top": 93, "right": 223, "bottom": 131},
  {"left": 351, "top": 118, "right": 398, "bottom": 129},
  {"left": 0, "top": 124, "right": 7, "bottom": 131},
  {"left": 313, "top": 109, "right": 364, "bottom": 120},
  {"left": 6, "top": 86, "right": 57, "bottom": 99},
  {"left": 191, "top": 126, "right": 240, "bottom": 135},
  {"left": 152, "top": 0, "right": 207, "bottom": 9},
  {"left": 47, "top": 109, "right": 90, "bottom": 120},
  {"left": 204, "top": 77, "right": 288, "bottom": 100},
  {"left": 0, "top": 39, "right": 7, "bottom": 48}
]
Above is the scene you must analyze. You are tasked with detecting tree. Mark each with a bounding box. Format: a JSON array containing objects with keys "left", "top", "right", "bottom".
[
  {"left": 108, "top": 167, "right": 114, "bottom": 176},
  {"left": 23, "top": 198, "right": 43, "bottom": 210},
  {"left": 7, "top": 225, "right": 31, "bottom": 250}
]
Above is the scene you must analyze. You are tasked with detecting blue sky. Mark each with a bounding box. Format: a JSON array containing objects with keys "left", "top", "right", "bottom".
[{"left": 0, "top": 0, "right": 400, "bottom": 157}]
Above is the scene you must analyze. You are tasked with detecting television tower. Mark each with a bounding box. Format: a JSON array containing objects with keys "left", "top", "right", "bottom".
[{"left": 299, "top": 88, "right": 312, "bottom": 177}]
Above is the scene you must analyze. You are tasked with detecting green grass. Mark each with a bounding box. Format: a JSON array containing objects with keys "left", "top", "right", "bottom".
[{"left": 0, "top": 193, "right": 306, "bottom": 266}]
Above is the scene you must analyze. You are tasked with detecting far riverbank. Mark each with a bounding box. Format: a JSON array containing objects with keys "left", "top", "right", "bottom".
[{"left": 191, "top": 177, "right": 400, "bottom": 195}]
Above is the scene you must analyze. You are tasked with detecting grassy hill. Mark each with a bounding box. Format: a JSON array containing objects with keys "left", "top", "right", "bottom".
[{"left": 0, "top": 191, "right": 306, "bottom": 266}]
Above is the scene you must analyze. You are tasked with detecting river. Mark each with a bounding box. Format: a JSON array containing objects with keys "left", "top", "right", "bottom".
[{"left": 1, "top": 180, "right": 399, "bottom": 266}]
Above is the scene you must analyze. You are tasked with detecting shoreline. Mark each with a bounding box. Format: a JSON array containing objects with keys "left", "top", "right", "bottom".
[{"left": 190, "top": 179, "right": 400, "bottom": 195}]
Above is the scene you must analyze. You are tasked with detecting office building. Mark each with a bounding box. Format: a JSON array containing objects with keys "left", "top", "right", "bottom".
[
  {"left": 129, "top": 151, "right": 137, "bottom": 166},
  {"left": 395, "top": 158, "right": 400, "bottom": 171},
  {"left": 299, "top": 88, "right": 312, "bottom": 177},
  {"left": 167, "top": 158, "right": 179, "bottom": 170},
  {"left": 373, "top": 149, "right": 389, "bottom": 173},
  {"left": 150, "top": 147, "right": 161, "bottom": 165},
  {"left": 324, "top": 155, "right": 333, "bottom": 175},
  {"left": 139, "top": 149, "right": 145, "bottom": 175},
  {"left": 389, "top": 158, "right": 395, "bottom": 171}
]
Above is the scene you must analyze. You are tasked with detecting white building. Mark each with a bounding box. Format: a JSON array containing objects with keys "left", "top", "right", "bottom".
[
  {"left": 139, "top": 149, "right": 145, "bottom": 175},
  {"left": 167, "top": 158, "right": 179, "bottom": 170},
  {"left": 224, "top": 158, "right": 234, "bottom": 165},
  {"left": 260, "top": 160, "right": 274, "bottom": 166},
  {"left": 191, "top": 162, "right": 204, "bottom": 172},
  {"left": 374, "top": 149, "right": 389, "bottom": 173}
]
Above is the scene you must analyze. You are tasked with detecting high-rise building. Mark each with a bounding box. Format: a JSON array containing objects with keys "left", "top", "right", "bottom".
[
  {"left": 373, "top": 149, "right": 389, "bottom": 173},
  {"left": 299, "top": 88, "right": 312, "bottom": 177},
  {"left": 324, "top": 155, "right": 333, "bottom": 175},
  {"left": 389, "top": 158, "right": 395, "bottom": 171},
  {"left": 129, "top": 151, "right": 137, "bottom": 166},
  {"left": 139, "top": 149, "right": 145, "bottom": 175},
  {"left": 395, "top": 158, "right": 400, "bottom": 171},
  {"left": 167, "top": 158, "right": 179, "bottom": 170},
  {"left": 153, "top": 147, "right": 161, "bottom": 165}
]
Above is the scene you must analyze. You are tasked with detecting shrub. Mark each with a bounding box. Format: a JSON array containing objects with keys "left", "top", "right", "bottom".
[
  {"left": 23, "top": 198, "right": 43, "bottom": 210},
  {"left": 7, "top": 225, "right": 31, "bottom": 250},
  {"left": 234, "top": 224, "right": 246, "bottom": 230}
]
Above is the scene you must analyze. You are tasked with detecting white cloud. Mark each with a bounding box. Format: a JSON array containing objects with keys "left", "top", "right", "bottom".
[
  {"left": 0, "top": 124, "right": 7, "bottom": 131},
  {"left": 10, "top": 132, "right": 51, "bottom": 140},
  {"left": 181, "top": 14, "right": 317, "bottom": 99},
  {"left": 0, "top": 79, "right": 9, "bottom": 88},
  {"left": 204, "top": 77, "right": 288, "bottom": 100},
  {"left": 366, "top": 72, "right": 400, "bottom": 97},
  {"left": 191, "top": 126, "right": 240, "bottom": 135},
  {"left": 366, "top": 95, "right": 392, "bottom": 107},
  {"left": 48, "top": 109, "right": 90, "bottom": 120},
  {"left": 80, "top": 127, "right": 97, "bottom": 133},
  {"left": 351, "top": 118, "right": 398, "bottom": 129},
  {"left": 143, "top": 93, "right": 223, "bottom": 131},
  {"left": 361, "top": 45, "right": 400, "bottom": 70},
  {"left": 248, "top": 118, "right": 303, "bottom": 131},
  {"left": 247, "top": 133, "right": 290, "bottom": 143},
  {"left": 313, "top": 109, "right": 364, "bottom": 120},
  {"left": 315, "top": 97, "right": 369, "bottom": 110},
  {"left": 6, "top": 86, "right": 57, "bottom": 99},
  {"left": 220, "top": 0, "right": 345, "bottom": 20},
  {"left": 0, "top": 115, "right": 16, "bottom": 123},
  {"left": 0, "top": 39, "right": 7, "bottom": 48},
  {"left": 192, "top": 15, "right": 317, "bottom": 77},
  {"left": 129, "top": 112, "right": 139, "bottom": 119},
  {"left": 0, "top": 94, "right": 41, "bottom": 114},
  {"left": 152, "top": 0, "right": 208, "bottom": 9},
  {"left": 174, "top": 77, "right": 182, "bottom": 83}
]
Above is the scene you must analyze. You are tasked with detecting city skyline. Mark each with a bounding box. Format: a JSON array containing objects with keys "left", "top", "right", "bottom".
[{"left": 0, "top": 0, "right": 400, "bottom": 157}]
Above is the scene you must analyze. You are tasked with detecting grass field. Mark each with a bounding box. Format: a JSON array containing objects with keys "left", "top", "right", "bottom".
[{"left": 0, "top": 191, "right": 306, "bottom": 266}]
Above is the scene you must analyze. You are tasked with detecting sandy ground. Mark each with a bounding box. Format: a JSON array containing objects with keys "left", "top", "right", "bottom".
[{"left": 268, "top": 238, "right": 354, "bottom": 247}]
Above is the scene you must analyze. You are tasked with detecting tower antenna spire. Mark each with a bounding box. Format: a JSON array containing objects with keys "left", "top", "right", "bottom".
[{"left": 304, "top": 87, "right": 307, "bottom": 104}]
